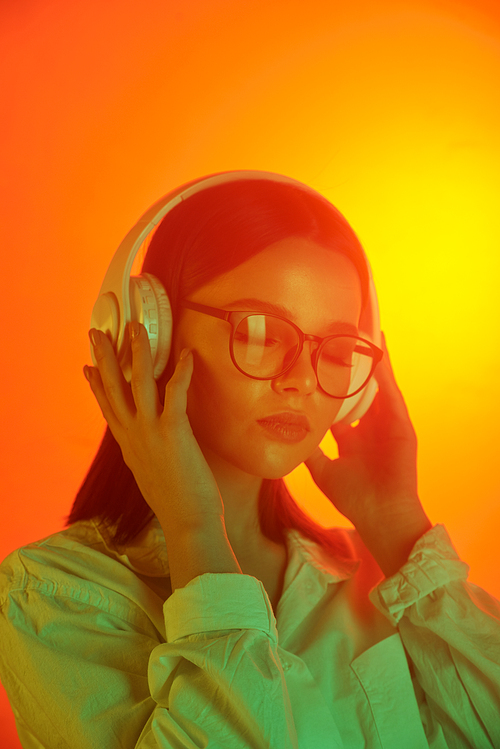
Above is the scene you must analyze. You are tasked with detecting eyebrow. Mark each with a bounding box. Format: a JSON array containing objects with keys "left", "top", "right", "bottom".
[{"left": 223, "top": 298, "right": 359, "bottom": 336}]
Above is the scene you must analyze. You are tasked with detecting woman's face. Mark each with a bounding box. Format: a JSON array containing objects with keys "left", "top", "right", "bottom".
[{"left": 172, "top": 236, "right": 362, "bottom": 480}]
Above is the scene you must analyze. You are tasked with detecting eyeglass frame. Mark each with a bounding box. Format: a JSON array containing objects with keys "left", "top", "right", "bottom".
[{"left": 180, "top": 299, "right": 384, "bottom": 399}]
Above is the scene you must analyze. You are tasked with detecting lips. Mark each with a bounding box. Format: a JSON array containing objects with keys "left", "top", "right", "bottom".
[{"left": 257, "top": 412, "right": 311, "bottom": 431}]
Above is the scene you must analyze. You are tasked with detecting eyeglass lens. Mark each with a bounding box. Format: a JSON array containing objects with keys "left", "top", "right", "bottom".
[{"left": 232, "top": 315, "right": 375, "bottom": 397}]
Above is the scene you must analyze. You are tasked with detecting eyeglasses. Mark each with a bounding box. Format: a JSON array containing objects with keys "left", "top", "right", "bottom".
[{"left": 180, "top": 300, "right": 383, "bottom": 399}]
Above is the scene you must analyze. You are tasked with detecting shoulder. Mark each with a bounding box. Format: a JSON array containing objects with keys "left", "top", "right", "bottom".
[
  {"left": 0, "top": 520, "right": 162, "bottom": 628},
  {"left": 0, "top": 524, "right": 164, "bottom": 749},
  {"left": 0, "top": 520, "right": 101, "bottom": 597}
]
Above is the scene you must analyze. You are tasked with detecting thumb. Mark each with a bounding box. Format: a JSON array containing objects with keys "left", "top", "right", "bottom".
[
  {"left": 330, "top": 421, "right": 353, "bottom": 441},
  {"left": 304, "top": 445, "right": 330, "bottom": 473},
  {"left": 303, "top": 445, "right": 339, "bottom": 500}
]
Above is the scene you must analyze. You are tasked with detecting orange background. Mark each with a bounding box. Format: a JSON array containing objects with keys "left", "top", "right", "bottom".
[{"left": 1, "top": 0, "right": 500, "bottom": 745}]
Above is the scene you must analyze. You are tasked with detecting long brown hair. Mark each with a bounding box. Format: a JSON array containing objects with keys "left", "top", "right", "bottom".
[{"left": 66, "top": 178, "right": 369, "bottom": 559}]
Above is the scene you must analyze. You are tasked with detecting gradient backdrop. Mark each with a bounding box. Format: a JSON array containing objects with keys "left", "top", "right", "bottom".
[{"left": 1, "top": 0, "right": 500, "bottom": 745}]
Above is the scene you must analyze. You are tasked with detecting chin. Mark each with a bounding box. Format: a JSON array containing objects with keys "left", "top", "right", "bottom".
[
  {"left": 252, "top": 445, "right": 311, "bottom": 480},
  {"left": 259, "top": 466, "right": 294, "bottom": 481}
]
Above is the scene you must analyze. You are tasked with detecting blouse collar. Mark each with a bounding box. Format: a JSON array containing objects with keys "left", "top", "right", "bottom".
[{"left": 92, "top": 515, "right": 361, "bottom": 585}]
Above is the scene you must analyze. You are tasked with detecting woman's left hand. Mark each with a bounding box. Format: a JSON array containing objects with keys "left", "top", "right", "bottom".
[{"left": 304, "top": 332, "right": 432, "bottom": 575}]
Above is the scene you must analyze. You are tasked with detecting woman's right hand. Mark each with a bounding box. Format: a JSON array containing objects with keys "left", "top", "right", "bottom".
[{"left": 84, "top": 322, "right": 225, "bottom": 532}]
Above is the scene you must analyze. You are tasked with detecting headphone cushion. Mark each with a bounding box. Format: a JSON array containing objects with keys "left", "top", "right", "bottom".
[{"left": 138, "top": 273, "right": 173, "bottom": 380}]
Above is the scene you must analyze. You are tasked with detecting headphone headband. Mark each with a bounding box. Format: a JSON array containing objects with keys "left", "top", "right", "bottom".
[
  {"left": 96, "top": 171, "right": 330, "bottom": 337},
  {"left": 90, "top": 170, "right": 380, "bottom": 424}
]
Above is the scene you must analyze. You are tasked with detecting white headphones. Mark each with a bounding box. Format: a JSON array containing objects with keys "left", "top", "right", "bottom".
[{"left": 90, "top": 170, "right": 381, "bottom": 425}]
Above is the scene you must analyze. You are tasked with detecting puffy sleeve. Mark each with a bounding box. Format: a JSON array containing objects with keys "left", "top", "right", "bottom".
[
  {"left": 368, "top": 524, "right": 500, "bottom": 748},
  {"left": 137, "top": 573, "right": 298, "bottom": 748},
  {"left": 0, "top": 552, "right": 298, "bottom": 749}
]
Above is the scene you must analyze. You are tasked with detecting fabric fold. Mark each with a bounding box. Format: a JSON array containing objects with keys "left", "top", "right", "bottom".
[{"left": 368, "top": 524, "right": 470, "bottom": 626}]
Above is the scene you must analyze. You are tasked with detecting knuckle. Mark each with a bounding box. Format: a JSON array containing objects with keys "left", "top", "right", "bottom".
[
  {"left": 164, "top": 390, "right": 185, "bottom": 415},
  {"left": 163, "top": 406, "right": 188, "bottom": 431},
  {"left": 93, "top": 344, "right": 107, "bottom": 363},
  {"left": 129, "top": 369, "right": 142, "bottom": 389},
  {"left": 103, "top": 379, "right": 120, "bottom": 401},
  {"left": 130, "top": 333, "right": 142, "bottom": 352},
  {"left": 131, "top": 325, "right": 151, "bottom": 351}
]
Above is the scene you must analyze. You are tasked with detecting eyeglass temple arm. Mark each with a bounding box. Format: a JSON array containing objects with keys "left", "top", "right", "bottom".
[
  {"left": 354, "top": 343, "right": 384, "bottom": 360},
  {"left": 181, "top": 300, "right": 231, "bottom": 322}
]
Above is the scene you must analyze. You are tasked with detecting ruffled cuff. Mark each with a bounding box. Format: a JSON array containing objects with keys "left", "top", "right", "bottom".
[
  {"left": 368, "top": 524, "right": 470, "bottom": 626},
  {"left": 164, "top": 572, "right": 278, "bottom": 643}
]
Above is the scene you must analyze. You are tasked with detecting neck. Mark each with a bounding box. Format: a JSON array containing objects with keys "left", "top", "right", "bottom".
[{"left": 197, "top": 443, "right": 265, "bottom": 546}]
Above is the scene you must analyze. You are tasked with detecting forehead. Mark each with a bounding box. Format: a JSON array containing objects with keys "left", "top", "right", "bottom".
[{"left": 191, "top": 236, "right": 363, "bottom": 330}]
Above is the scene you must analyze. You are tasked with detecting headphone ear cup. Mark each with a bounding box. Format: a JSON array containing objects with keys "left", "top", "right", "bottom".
[
  {"left": 144, "top": 273, "right": 173, "bottom": 380},
  {"left": 332, "top": 375, "right": 378, "bottom": 425},
  {"left": 126, "top": 273, "right": 172, "bottom": 382},
  {"left": 332, "top": 269, "right": 381, "bottom": 426}
]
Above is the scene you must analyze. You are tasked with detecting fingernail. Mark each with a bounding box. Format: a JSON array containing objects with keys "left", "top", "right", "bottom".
[
  {"left": 83, "top": 365, "right": 92, "bottom": 381},
  {"left": 130, "top": 321, "right": 140, "bottom": 339},
  {"left": 89, "top": 329, "right": 99, "bottom": 347},
  {"left": 180, "top": 348, "right": 191, "bottom": 360}
]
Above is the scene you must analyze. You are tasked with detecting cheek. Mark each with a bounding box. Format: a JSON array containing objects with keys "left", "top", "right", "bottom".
[
  {"left": 313, "top": 401, "right": 344, "bottom": 439},
  {"left": 185, "top": 353, "right": 247, "bottom": 430},
  {"left": 186, "top": 349, "right": 343, "bottom": 435}
]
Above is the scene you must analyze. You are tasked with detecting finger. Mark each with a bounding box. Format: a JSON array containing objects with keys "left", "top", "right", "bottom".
[
  {"left": 330, "top": 422, "right": 353, "bottom": 440},
  {"left": 377, "top": 331, "right": 397, "bottom": 382},
  {"left": 89, "top": 328, "right": 135, "bottom": 423},
  {"left": 129, "top": 322, "right": 162, "bottom": 420},
  {"left": 374, "top": 331, "right": 410, "bottom": 417},
  {"left": 378, "top": 332, "right": 406, "bottom": 390},
  {"left": 161, "top": 348, "right": 194, "bottom": 426},
  {"left": 303, "top": 446, "right": 336, "bottom": 495},
  {"left": 303, "top": 445, "right": 328, "bottom": 471},
  {"left": 83, "top": 365, "right": 127, "bottom": 440}
]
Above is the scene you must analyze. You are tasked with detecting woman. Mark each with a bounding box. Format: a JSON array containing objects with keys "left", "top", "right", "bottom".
[{"left": 1, "top": 172, "right": 499, "bottom": 748}]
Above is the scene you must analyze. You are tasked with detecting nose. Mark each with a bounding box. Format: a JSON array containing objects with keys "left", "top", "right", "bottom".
[{"left": 272, "top": 341, "right": 319, "bottom": 396}]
